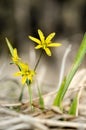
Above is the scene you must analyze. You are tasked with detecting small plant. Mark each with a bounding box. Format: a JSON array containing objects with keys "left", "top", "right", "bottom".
[
  {"left": 6, "top": 29, "right": 61, "bottom": 109},
  {"left": 6, "top": 30, "right": 86, "bottom": 115},
  {"left": 6, "top": 38, "right": 35, "bottom": 109}
]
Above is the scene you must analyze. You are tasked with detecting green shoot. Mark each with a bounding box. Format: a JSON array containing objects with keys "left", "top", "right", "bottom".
[
  {"left": 19, "top": 85, "right": 24, "bottom": 102},
  {"left": 68, "top": 94, "right": 79, "bottom": 116},
  {"left": 53, "top": 33, "right": 86, "bottom": 108},
  {"left": 37, "top": 86, "right": 45, "bottom": 110}
]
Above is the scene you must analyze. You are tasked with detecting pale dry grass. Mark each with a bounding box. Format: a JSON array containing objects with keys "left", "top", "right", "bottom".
[
  {"left": 0, "top": 42, "right": 86, "bottom": 130},
  {"left": 0, "top": 68, "right": 86, "bottom": 130}
]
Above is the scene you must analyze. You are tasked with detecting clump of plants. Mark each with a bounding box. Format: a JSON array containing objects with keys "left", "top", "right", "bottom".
[{"left": 6, "top": 29, "right": 86, "bottom": 115}]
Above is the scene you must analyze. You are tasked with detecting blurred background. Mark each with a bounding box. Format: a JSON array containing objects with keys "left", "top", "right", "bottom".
[
  {"left": 0, "top": 0, "right": 86, "bottom": 96},
  {"left": 0, "top": 0, "right": 86, "bottom": 51}
]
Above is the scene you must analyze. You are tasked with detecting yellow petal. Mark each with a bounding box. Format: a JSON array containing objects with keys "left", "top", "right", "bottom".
[
  {"left": 35, "top": 45, "right": 42, "bottom": 49},
  {"left": 31, "top": 71, "right": 35, "bottom": 76},
  {"left": 28, "top": 76, "right": 32, "bottom": 82},
  {"left": 13, "top": 48, "right": 17, "bottom": 56},
  {"left": 18, "top": 62, "right": 29, "bottom": 71},
  {"left": 44, "top": 48, "right": 51, "bottom": 56},
  {"left": 14, "top": 72, "right": 22, "bottom": 76},
  {"left": 48, "top": 43, "right": 61, "bottom": 47},
  {"left": 46, "top": 33, "right": 55, "bottom": 43},
  {"left": 38, "top": 29, "right": 45, "bottom": 43},
  {"left": 29, "top": 36, "right": 41, "bottom": 44},
  {"left": 22, "top": 76, "right": 27, "bottom": 84},
  {"left": 13, "top": 48, "right": 20, "bottom": 60}
]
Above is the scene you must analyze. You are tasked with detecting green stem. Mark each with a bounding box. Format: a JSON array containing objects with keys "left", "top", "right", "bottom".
[
  {"left": 19, "top": 85, "right": 24, "bottom": 102},
  {"left": 34, "top": 50, "right": 43, "bottom": 71},
  {"left": 37, "top": 86, "right": 45, "bottom": 110},
  {"left": 27, "top": 84, "right": 33, "bottom": 110}
]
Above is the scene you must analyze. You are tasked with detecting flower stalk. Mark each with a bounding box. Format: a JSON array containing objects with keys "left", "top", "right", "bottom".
[{"left": 34, "top": 50, "right": 43, "bottom": 71}]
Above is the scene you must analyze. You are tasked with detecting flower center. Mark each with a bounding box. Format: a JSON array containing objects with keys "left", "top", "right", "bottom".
[{"left": 42, "top": 42, "right": 47, "bottom": 49}]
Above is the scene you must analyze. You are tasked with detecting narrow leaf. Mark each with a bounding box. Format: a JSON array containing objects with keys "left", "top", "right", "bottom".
[
  {"left": 37, "top": 86, "right": 45, "bottom": 110},
  {"left": 53, "top": 33, "right": 86, "bottom": 107},
  {"left": 53, "top": 77, "right": 66, "bottom": 108},
  {"left": 69, "top": 94, "right": 79, "bottom": 116},
  {"left": 5, "top": 37, "right": 14, "bottom": 56}
]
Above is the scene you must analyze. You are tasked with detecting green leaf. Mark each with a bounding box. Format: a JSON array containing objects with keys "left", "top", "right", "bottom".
[
  {"left": 5, "top": 37, "right": 13, "bottom": 56},
  {"left": 53, "top": 77, "right": 66, "bottom": 108},
  {"left": 18, "top": 85, "right": 24, "bottom": 102},
  {"left": 53, "top": 33, "right": 86, "bottom": 107},
  {"left": 37, "top": 86, "right": 45, "bottom": 110},
  {"left": 69, "top": 94, "right": 79, "bottom": 116}
]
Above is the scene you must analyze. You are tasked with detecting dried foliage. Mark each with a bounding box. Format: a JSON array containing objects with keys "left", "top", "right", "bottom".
[{"left": 0, "top": 69, "right": 86, "bottom": 130}]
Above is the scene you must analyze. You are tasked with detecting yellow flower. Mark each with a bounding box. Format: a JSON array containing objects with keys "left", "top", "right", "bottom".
[
  {"left": 12, "top": 48, "right": 21, "bottom": 64},
  {"left": 14, "top": 62, "right": 35, "bottom": 84},
  {"left": 29, "top": 29, "right": 61, "bottom": 56}
]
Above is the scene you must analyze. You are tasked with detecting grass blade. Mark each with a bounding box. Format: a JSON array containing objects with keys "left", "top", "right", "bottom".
[
  {"left": 37, "top": 86, "right": 45, "bottom": 110},
  {"left": 53, "top": 77, "right": 66, "bottom": 108},
  {"left": 53, "top": 33, "right": 86, "bottom": 107},
  {"left": 68, "top": 94, "right": 79, "bottom": 116}
]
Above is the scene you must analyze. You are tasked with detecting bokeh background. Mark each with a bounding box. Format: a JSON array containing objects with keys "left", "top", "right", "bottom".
[
  {"left": 0, "top": 0, "right": 86, "bottom": 96},
  {"left": 0, "top": 0, "right": 86, "bottom": 51}
]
